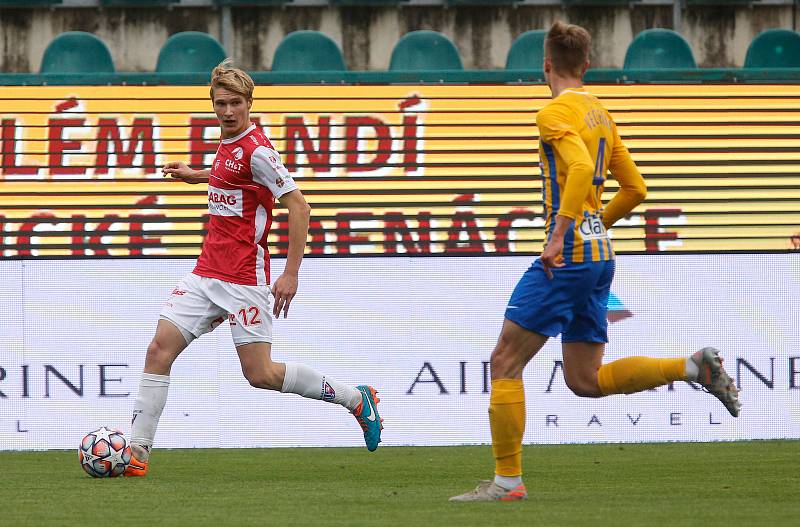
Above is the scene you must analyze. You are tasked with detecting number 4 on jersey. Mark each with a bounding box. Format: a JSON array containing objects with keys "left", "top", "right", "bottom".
[
  {"left": 593, "top": 138, "right": 607, "bottom": 202},
  {"left": 593, "top": 137, "right": 606, "bottom": 186}
]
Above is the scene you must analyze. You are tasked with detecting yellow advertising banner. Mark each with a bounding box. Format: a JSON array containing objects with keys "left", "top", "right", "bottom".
[{"left": 1, "top": 85, "right": 799, "bottom": 257}]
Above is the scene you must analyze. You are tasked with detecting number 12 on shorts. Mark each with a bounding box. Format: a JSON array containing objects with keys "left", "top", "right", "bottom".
[{"left": 236, "top": 306, "right": 262, "bottom": 326}]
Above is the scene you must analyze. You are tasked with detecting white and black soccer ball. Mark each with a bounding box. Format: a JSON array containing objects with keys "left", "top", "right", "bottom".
[{"left": 78, "top": 427, "right": 132, "bottom": 478}]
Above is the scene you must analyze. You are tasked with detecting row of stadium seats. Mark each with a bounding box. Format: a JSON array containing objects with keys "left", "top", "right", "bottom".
[{"left": 40, "top": 27, "right": 800, "bottom": 74}]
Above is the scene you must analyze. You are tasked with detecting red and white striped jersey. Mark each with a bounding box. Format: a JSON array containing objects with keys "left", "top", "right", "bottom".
[{"left": 193, "top": 123, "right": 298, "bottom": 286}]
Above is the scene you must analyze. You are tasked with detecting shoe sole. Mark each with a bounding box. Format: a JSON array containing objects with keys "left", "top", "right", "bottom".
[
  {"left": 356, "top": 385, "right": 382, "bottom": 452},
  {"left": 450, "top": 492, "right": 528, "bottom": 502},
  {"left": 449, "top": 483, "right": 528, "bottom": 502},
  {"left": 698, "top": 347, "right": 741, "bottom": 417}
]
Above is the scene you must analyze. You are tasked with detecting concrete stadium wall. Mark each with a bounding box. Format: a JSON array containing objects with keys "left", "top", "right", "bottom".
[{"left": 0, "top": 3, "right": 797, "bottom": 73}]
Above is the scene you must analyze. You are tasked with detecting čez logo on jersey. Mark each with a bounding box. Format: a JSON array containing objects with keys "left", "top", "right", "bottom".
[{"left": 208, "top": 185, "right": 244, "bottom": 217}]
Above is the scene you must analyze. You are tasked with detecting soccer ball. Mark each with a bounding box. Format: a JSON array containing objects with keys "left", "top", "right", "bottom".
[{"left": 78, "top": 426, "right": 132, "bottom": 478}]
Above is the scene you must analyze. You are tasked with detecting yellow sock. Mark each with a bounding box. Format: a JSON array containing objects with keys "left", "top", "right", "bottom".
[
  {"left": 597, "top": 357, "right": 686, "bottom": 395},
  {"left": 489, "top": 379, "right": 525, "bottom": 477}
]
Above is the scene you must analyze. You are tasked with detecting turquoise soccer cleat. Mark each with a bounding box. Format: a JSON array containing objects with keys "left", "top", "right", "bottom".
[{"left": 352, "top": 385, "right": 383, "bottom": 452}]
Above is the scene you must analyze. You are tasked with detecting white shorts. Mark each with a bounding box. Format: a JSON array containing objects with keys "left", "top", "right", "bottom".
[{"left": 160, "top": 272, "right": 273, "bottom": 346}]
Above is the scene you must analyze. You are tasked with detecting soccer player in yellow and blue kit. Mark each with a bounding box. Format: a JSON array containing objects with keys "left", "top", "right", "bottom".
[{"left": 451, "top": 21, "right": 741, "bottom": 502}]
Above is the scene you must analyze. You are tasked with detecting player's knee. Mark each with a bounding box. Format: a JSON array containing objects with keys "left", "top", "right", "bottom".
[
  {"left": 146, "top": 338, "right": 176, "bottom": 370},
  {"left": 491, "top": 336, "right": 520, "bottom": 378},
  {"left": 565, "top": 377, "right": 603, "bottom": 398}
]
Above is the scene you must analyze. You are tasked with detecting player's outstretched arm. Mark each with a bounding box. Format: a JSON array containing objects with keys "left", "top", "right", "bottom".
[
  {"left": 162, "top": 161, "right": 210, "bottom": 184},
  {"left": 272, "top": 189, "right": 311, "bottom": 318}
]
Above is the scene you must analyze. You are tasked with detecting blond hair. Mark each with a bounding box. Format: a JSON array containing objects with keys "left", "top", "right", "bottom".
[
  {"left": 544, "top": 21, "right": 591, "bottom": 78},
  {"left": 210, "top": 59, "right": 254, "bottom": 100}
]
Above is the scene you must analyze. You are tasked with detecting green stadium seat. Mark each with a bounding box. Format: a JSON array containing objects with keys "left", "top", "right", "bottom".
[
  {"left": 100, "top": 0, "right": 179, "bottom": 5},
  {"left": 744, "top": 29, "right": 800, "bottom": 68},
  {"left": 156, "top": 32, "right": 227, "bottom": 73},
  {"left": 271, "top": 31, "right": 346, "bottom": 72},
  {"left": 0, "top": 0, "right": 62, "bottom": 5},
  {"left": 389, "top": 31, "right": 462, "bottom": 71},
  {"left": 506, "top": 30, "right": 546, "bottom": 70},
  {"left": 623, "top": 28, "right": 697, "bottom": 69},
  {"left": 40, "top": 32, "right": 115, "bottom": 74}
]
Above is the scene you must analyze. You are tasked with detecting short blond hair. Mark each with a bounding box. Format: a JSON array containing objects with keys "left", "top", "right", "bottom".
[
  {"left": 545, "top": 21, "right": 591, "bottom": 78},
  {"left": 210, "top": 59, "right": 254, "bottom": 100}
]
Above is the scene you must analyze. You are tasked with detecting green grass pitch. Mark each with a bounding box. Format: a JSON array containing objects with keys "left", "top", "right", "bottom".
[{"left": 1, "top": 441, "right": 798, "bottom": 526}]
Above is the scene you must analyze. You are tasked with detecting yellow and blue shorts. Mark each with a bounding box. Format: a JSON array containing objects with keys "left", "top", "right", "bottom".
[{"left": 504, "top": 259, "right": 615, "bottom": 343}]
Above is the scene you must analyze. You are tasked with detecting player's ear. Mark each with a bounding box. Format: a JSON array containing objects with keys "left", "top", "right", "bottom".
[
  {"left": 581, "top": 59, "right": 590, "bottom": 77},
  {"left": 247, "top": 97, "right": 253, "bottom": 110},
  {"left": 543, "top": 57, "right": 551, "bottom": 74}
]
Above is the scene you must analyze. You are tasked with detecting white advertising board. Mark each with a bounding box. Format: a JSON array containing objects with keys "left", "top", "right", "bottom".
[{"left": 0, "top": 254, "right": 797, "bottom": 450}]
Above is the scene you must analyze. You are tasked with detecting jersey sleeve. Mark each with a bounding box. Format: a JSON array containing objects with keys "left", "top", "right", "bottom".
[
  {"left": 251, "top": 145, "right": 299, "bottom": 199},
  {"left": 537, "top": 104, "right": 594, "bottom": 221},
  {"left": 603, "top": 120, "right": 647, "bottom": 228}
]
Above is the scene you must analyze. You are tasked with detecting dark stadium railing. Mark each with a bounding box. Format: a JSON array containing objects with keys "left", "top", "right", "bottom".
[
  {"left": 1, "top": 68, "right": 800, "bottom": 86},
  {"left": 100, "top": 0, "right": 180, "bottom": 5}
]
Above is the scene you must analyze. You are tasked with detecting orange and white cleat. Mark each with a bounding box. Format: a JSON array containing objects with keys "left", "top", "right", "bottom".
[
  {"left": 449, "top": 480, "right": 528, "bottom": 502},
  {"left": 692, "top": 347, "right": 741, "bottom": 417},
  {"left": 123, "top": 445, "right": 150, "bottom": 477}
]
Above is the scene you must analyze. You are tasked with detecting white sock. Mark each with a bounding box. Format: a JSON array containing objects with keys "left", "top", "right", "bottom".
[
  {"left": 685, "top": 357, "right": 700, "bottom": 381},
  {"left": 494, "top": 474, "right": 523, "bottom": 490},
  {"left": 130, "top": 373, "right": 170, "bottom": 455},
  {"left": 281, "top": 362, "right": 362, "bottom": 412}
]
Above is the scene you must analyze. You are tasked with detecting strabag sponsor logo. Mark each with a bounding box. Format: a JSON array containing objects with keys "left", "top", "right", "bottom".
[{"left": 208, "top": 185, "right": 243, "bottom": 217}]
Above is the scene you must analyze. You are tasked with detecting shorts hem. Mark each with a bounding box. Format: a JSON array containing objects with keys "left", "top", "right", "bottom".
[
  {"left": 504, "top": 313, "right": 558, "bottom": 338},
  {"left": 233, "top": 337, "right": 272, "bottom": 347},
  {"left": 158, "top": 315, "right": 198, "bottom": 343},
  {"left": 561, "top": 335, "right": 608, "bottom": 344}
]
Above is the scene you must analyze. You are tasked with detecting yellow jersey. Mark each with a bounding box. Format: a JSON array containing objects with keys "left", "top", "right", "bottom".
[{"left": 537, "top": 88, "right": 647, "bottom": 264}]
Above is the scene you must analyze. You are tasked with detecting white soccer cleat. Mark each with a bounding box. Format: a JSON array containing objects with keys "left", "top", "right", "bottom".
[
  {"left": 449, "top": 480, "right": 528, "bottom": 502},
  {"left": 692, "top": 347, "right": 741, "bottom": 417}
]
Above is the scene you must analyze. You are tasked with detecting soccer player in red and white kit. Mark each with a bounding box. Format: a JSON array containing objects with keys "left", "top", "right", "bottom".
[{"left": 124, "top": 61, "right": 382, "bottom": 476}]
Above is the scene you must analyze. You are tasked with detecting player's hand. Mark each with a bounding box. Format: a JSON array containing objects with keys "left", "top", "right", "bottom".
[
  {"left": 271, "top": 273, "right": 298, "bottom": 318},
  {"left": 540, "top": 239, "right": 565, "bottom": 280},
  {"left": 162, "top": 161, "right": 202, "bottom": 184}
]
